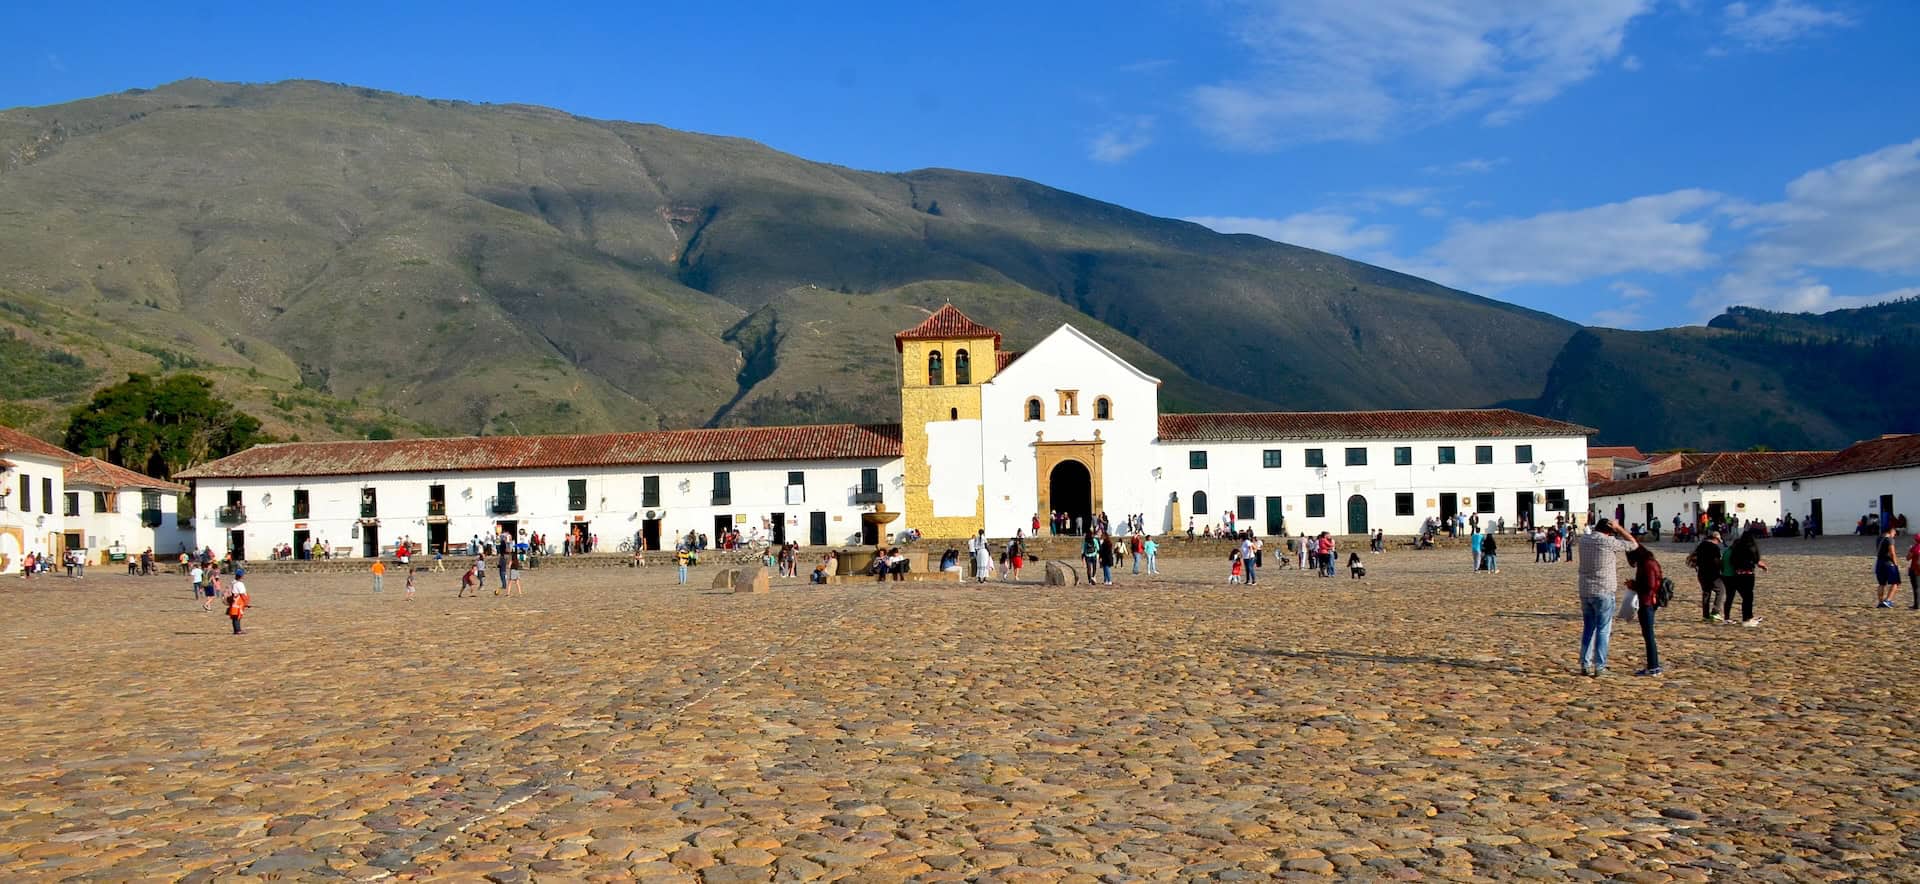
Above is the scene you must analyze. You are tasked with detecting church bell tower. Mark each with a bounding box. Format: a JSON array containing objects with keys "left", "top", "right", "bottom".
[{"left": 894, "top": 304, "right": 1001, "bottom": 538}]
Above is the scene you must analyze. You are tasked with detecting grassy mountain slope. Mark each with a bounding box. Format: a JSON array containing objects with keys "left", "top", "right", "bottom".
[
  {"left": 1531, "top": 300, "right": 1920, "bottom": 450},
  {"left": 0, "top": 78, "right": 1578, "bottom": 444}
]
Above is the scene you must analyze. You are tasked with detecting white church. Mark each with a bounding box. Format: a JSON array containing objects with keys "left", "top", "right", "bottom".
[{"left": 178, "top": 306, "right": 1596, "bottom": 556}]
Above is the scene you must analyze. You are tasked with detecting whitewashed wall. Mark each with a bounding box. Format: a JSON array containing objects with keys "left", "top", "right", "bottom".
[
  {"left": 1781, "top": 467, "right": 1920, "bottom": 534},
  {"left": 191, "top": 457, "right": 903, "bottom": 558},
  {"left": 1155, "top": 435, "right": 1590, "bottom": 537},
  {"left": 0, "top": 451, "right": 69, "bottom": 562},
  {"left": 979, "top": 327, "right": 1162, "bottom": 536},
  {"left": 1591, "top": 483, "right": 1791, "bottom": 531},
  {"left": 67, "top": 487, "right": 190, "bottom": 557}
]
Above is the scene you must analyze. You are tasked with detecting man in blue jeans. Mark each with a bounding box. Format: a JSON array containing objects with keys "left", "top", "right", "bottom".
[{"left": 1576, "top": 519, "right": 1640, "bottom": 677}]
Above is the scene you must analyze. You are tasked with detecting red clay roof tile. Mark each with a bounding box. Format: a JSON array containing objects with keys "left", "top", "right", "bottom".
[
  {"left": 1784, "top": 434, "right": 1920, "bottom": 481},
  {"left": 895, "top": 304, "right": 1002, "bottom": 351},
  {"left": 64, "top": 456, "right": 187, "bottom": 493},
  {"left": 0, "top": 425, "right": 76, "bottom": 462},
  {"left": 1590, "top": 450, "right": 1834, "bottom": 497},
  {"left": 176, "top": 424, "right": 904, "bottom": 480}
]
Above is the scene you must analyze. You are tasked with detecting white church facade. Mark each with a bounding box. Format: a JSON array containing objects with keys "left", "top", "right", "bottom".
[{"left": 179, "top": 306, "right": 1595, "bottom": 556}]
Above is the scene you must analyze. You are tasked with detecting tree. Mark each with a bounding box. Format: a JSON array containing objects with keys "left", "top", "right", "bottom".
[{"left": 63, "top": 373, "right": 266, "bottom": 479}]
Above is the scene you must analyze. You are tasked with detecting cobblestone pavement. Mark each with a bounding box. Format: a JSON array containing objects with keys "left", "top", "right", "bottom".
[{"left": 1, "top": 541, "right": 1915, "bottom": 881}]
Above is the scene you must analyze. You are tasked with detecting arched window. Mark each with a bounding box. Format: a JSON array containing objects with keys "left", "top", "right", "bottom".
[
  {"left": 1094, "top": 397, "right": 1112, "bottom": 420},
  {"left": 1193, "top": 491, "right": 1209, "bottom": 515},
  {"left": 1025, "top": 397, "right": 1043, "bottom": 421},
  {"left": 955, "top": 349, "right": 971, "bottom": 385},
  {"left": 927, "top": 350, "right": 943, "bottom": 386}
]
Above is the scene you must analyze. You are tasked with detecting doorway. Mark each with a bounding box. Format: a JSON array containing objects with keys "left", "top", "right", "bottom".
[
  {"left": 1707, "top": 500, "right": 1726, "bottom": 523},
  {"left": 1346, "top": 494, "right": 1369, "bottom": 534},
  {"left": 1516, "top": 492, "right": 1536, "bottom": 529},
  {"left": 228, "top": 529, "right": 246, "bottom": 561},
  {"left": 1439, "top": 493, "right": 1458, "bottom": 527},
  {"left": 1642, "top": 502, "right": 1654, "bottom": 530},
  {"left": 642, "top": 519, "right": 662, "bottom": 551},
  {"left": 713, "top": 515, "right": 733, "bottom": 543},
  {"left": 771, "top": 512, "right": 785, "bottom": 546},
  {"left": 1265, "top": 496, "right": 1284, "bottom": 536},
  {"left": 62, "top": 532, "right": 82, "bottom": 557},
  {"left": 1048, "top": 460, "right": 1092, "bottom": 534},
  {"left": 426, "top": 522, "right": 448, "bottom": 555},
  {"left": 361, "top": 524, "right": 379, "bottom": 559},
  {"left": 1881, "top": 494, "right": 1895, "bottom": 532},
  {"left": 292, "top": 529, "right": 310, "bottom": 560},
  {"left": 809, "top": 512, "right": 827, "bottom": 546},
  {"left": 1809, "top": 498, "right": 1823, "bottom": 536},
  {"left": 860, "top": 519, "right": 880, "bottom": 546}
]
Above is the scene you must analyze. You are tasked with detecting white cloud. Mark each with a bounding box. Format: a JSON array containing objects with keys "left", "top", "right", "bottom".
[
  {"left": 1191, "top": 0, "right": 1653, "bottom": 147},
  {"left": 1723, "top": 0, "right": 1853, "bottom": 48},
  {"left": 1089, "top": 116, "right": 1155, "bottom": 163},
  {"left": 1186, "top": 212, "right": 1394, "bottom": 256},
  {"left": 1420, "top": 189, "right": 1721, "bottom": 289},
  {"left": 1699, "top": 137, "right": 1920, "bottom": 314},
  {"left": 1423, "top": 157, "right": 1507, "bottom": 176}
]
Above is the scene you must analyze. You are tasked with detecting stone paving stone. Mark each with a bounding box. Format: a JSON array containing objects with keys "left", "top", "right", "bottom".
[{"left": 0, "top": 543, "right": 1915, "bottom": 879}]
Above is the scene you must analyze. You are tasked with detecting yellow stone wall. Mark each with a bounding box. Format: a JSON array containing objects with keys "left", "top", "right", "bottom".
[{"left": 898, "top": 336, "right": 997, "bottom": 536}]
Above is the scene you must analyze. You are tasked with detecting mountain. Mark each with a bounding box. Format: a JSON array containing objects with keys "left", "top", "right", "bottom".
[
  {"left": 0, "top": 78, "right": 1576, "bottom": 446},
  {"left": 3, "top": 78, "right": 1912, "bottom": 455},
  {"left": 1529, "top": 300, "right": 1920, "bottom": 451}
]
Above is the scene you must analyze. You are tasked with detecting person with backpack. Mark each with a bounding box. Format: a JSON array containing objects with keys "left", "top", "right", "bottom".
[
  {"left": 1627, "top": 546, "right": 1668, "bottom": 676},
  {"left": 1687, "top": 531, "right": 1726, "bottom": 622},
  {"left": 1722, "top": 533, "right": 1768, "bottom": 626}
]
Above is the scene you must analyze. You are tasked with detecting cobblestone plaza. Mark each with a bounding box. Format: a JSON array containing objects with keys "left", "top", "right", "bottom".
[{"left": 1, "top": 542, "right": 1914, "bottom": 881}]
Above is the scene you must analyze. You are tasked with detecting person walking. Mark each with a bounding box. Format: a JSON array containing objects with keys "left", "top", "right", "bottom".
[
  {"left": 371, "top": 559, "right": 386, "bottom": 594},
  {"left": 972, "top": 530, "right": 993, "bottom": 584},
  {"left": 226, "top": 570, "right": 250, "bottom": 635},
  {"left": 192, "top": 563, "right": 210, "bottom": 610},
  {"left": 1722, "top": 533, "right": 1768, "bottom": 626},
  {"left": 676, "top": 545, "right": 691, "bottom": 585},
  {"left": 1875, "top": 524, "right": 1902, "bottom": 608},
  {"left": 473, "top": 555, "right": 487, "bottom": 592},
  {"left": 1470, "top": 528, "right": 1484, "bottom": 572},
  {"left": 1627, "top": 546, "right": 1665, "bottom": 676},
  {"left": 1576, "top": 519, "right": 1640, "bottom": 677},
  {"left": 1319, "top": 533, "right": 1337, "bottom": 578},
  {"left": 1481, "top": 532, "right": 1499, "bottom": 574},
  {"left": 1007, "top": 536, "right": 1025, "bottom": 581},
  {"left": 1098, "top": 534, "right": 1116, "bottom": 585},
  {"left": 1239, "top": 535, "right": 1257, "bottom": 586},
  {"left": 1080, "top": 532, "right": 1099, "bottom": 584},
  {"left": 505, "top": 553, "right": 524, "bottom": 597},
  {"left": 1687, "top": 531, "right": 1726, "bottom": 622},
  {"left": 404, "top": 569, "right": 417, "bottom": 601},
  {"left": 1143, "top": 535, "right": 1159, "bottom": 575},
  {"left": 1130, "top": 533, "right": 1144, "bottom": 575}
]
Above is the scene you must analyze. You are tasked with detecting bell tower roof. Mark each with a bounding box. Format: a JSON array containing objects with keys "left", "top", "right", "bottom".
[{"left": 894, "top": 304, "right": 1001, "bottom": 351}]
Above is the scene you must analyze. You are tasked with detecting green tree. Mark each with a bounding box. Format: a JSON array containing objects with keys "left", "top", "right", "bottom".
[{"left": 63, "top": 373, "right": 266, "bottom": 479}]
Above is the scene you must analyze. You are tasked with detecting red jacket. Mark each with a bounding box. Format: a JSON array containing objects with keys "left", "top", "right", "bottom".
[{"left": 1632, "top": 555, "right": 1664, "bottom": 607}]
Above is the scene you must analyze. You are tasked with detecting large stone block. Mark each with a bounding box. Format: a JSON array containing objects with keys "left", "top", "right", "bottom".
[
  {"left": 1044, "top": 560, "right": 1079, "bottom": 586},
  {"left": 733, "top": 567, "right": 771, "bottom": 594},
  {"left": 712, "top": 568, "right": 739, "bottom": 590}
]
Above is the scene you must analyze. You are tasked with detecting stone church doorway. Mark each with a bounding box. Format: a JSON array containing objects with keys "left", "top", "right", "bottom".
[{"left": 1048, "top": 460, "right": 1092, "bottom": 532}]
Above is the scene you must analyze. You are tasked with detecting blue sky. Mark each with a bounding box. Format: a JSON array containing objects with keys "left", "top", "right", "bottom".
[{"left": 5, "top": 0, "right": 1917, "bottom": 329}]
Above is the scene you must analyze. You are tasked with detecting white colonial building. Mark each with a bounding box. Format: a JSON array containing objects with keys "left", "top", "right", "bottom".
[
  {"left": 1588, "top": 450, "right": 1833, "bottom": 532},
  {"left": 1, "top": 425, "right": 74, "bottom": 570},
  {"left": 63, "top": 457, "right": 192, "bottom": 557},
  {"left": 178, "top": 308, "right": 1597, "bottom": 557},
  {"left": 1779, "top": 435, "right": 1920, "bottom": 535},
  {"left": 0, "top": 426, "right": 190, "bottom": 571}
]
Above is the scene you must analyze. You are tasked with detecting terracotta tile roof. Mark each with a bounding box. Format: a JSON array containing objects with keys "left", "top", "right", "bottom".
[
  {"left": 177, "top": 423, "right": 904, "bottom": 480},
  {"left": 0, "top": 425, "right": 76, "bottom": 462},
  {"left": 1588, "top": 445, "right": 1647, "bottom": 460},
  {"left": 895, "top": 304, "right": 1002, "bottom": 351},
  {"left": 64, "top": 456, "right": 188, "bottom": 493},
  {"left": 996, "top": 350, "right": 1021, "bottom": 371},
  {"left": 1157, "top": 409, "right": 1594, "bottom": 442},
  {"left": 1784, "top": 434, "right": 1920, "bottom": 481},
  {"left": 1591, "top": 450, "right": 1834, "bottom": 497}
]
